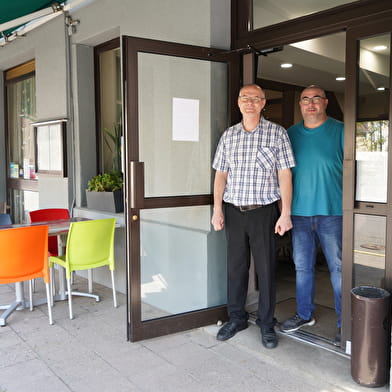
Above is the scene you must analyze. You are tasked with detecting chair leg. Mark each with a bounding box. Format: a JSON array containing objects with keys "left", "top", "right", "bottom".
[
  {"left": 52, "top": 265, "right": 57, "bottom": 295},
  {"left": 28, "top": 280, "right": 33, "bottom": 311},
  {"left": 111, "top": 270, "right": 117, "bottom": 308},
  {"left": 50, "top": 267, "right": 54, "bottom": 307},
  {"left": 88, "top": 269, "right": 93, "bottom": 293},
  {"left": 66, "top": 278, "right": 73, "bottom": 319},
  {"left": 45, "top": 283, "right": 53, "bottom": 325}
]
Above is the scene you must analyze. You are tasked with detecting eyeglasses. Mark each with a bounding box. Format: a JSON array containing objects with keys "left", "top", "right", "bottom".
[
  {"left": 238, "top": 96, "right": 265, "bottom": 103},
  {"left": 300, "top": 95, "right": 326, "bottom": 105}
]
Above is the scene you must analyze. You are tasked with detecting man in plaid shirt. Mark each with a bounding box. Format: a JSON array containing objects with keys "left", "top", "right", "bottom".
[{"left": 212, "top": 84, "right": 295, "bottom": 349}]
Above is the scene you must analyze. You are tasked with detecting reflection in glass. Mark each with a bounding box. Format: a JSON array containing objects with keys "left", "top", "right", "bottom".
[
  {"left": 98, "top": 47, "right": 122, "bottom": 173},
  {"left": 356, "top": 34, "right": 390, "bottom": 203},
  {"left": 253, "top": 0, "right": 355, "bottom": 30},
  {"left": 138, "top": 53, "right": 228, "bottom": 197},
  {"left": 140, "top": 206, "right": 227, "bottom": 321},
  {"left": 353, "top": 214, "right": 386, "bottom": 288},
  {"left": 8, "top": 189, "right": 39, "bottom": 224},
  {"left": 7, "top": 75, "right": 36, "bottom": 178}
]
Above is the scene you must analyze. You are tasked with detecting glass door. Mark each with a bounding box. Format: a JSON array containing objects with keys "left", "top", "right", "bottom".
[
  {"left": 123, "top": 36, "right": 240, "bottom": 341},
  {"left": 342, "top": 21, "right": 391, "bottom": 349}
]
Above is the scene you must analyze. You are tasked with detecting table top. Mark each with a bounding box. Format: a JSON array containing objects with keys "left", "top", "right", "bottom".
[{"left": 0, "top": 217, "right": 89, "bottom": 235}]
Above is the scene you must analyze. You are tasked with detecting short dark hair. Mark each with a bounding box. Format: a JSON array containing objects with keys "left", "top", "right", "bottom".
[{"left": 303, "top": 84, "right": 326, "bottom": 97}]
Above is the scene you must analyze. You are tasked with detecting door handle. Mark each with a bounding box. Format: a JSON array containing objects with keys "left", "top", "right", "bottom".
[{"left": 130, "top": 161, "right": 145, "bottom": 209}]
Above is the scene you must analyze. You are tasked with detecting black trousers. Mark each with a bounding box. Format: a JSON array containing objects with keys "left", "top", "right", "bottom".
[{"left": 224, "top": 202, "right": 278, "bottom": 329}]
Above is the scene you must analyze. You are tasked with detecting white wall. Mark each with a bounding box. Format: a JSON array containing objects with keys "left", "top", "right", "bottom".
[
  {"left": 0, "top": 16, "right": 67, "bottom": 120},
  {"left": 70, "top": 0, "right": 230, "bottom": 49}
]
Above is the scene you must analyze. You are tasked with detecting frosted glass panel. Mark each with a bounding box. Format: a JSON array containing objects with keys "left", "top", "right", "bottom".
[
  {"left": 353, "top": 214, "right": 386, "bottom": 288},
  {"left": 138, "top": 53, "right": 228, "bottom": 197},
  {"left": 140, "top": 205, "right": 227, "bottom": 321}
]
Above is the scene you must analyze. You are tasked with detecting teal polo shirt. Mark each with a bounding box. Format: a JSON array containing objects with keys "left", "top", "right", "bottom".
[{"left": 288, "top": 117, "right": 344, "bottom": 216}]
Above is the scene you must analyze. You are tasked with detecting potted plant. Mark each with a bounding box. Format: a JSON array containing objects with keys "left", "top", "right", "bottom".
[{"left": 86, "top": 171, "right": 124, "bottom": 213}]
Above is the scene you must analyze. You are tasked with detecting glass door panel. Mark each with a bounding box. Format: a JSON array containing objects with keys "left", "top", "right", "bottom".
[
  {"left": 353, "top": 214, "right": 386, "bottom": 288},
  {"left": 355, "top": 34, "right": 390, "bottom": 203},
  {"left": 343, "top": 22, "right": 391, "bottom": 349},
  {"left": 138, "top": 53, "right": 228, "bottom": 197},
  {"left": 141, "top": 205, "right": 227, "bottom": 321}
]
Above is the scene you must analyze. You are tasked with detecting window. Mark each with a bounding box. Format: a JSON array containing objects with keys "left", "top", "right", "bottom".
[
  {"left": 5, "top": 60, "right": 39, "bottom": 223},
  {"left": 95, "top": 39, "right": 122, "bottom": 174}
]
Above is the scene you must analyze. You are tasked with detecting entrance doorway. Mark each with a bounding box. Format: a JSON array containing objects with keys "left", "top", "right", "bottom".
[
  {"left": 123, "top": 36, "right": 240, "bottom": 342},
  {"left": 246, "top": 32, "right": 346, "bottom": 348}
]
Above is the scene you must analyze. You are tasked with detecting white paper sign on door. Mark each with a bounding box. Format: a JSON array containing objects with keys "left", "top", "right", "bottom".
[{"left": 172, "top": 97, "right": 199, "bottom": 142}]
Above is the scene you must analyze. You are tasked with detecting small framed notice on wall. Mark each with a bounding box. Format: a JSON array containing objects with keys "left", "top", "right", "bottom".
[{"left": 33, "top": 119, "right": 67, "bottom": 177}]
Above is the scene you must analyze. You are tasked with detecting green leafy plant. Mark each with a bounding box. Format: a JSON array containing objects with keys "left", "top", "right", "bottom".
[
  {"left": 87, "top": 171, "right": 123, "bottom": 192},
  {"left": 104, "top": 122, "right": 122, "bottom": 173}
]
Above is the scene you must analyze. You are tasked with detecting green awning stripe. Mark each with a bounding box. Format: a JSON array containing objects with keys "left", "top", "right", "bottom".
[{"left": 0, "top": 0, "right": 59, "bottom": 25}]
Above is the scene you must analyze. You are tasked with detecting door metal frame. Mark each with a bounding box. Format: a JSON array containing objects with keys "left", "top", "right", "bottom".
[
  {"left": 238, "top": 3, "right": 392, "bottom": 351},
  {"left": 122, "top": 35, "right": 240, "bottom": 341},
  {"left": 341, "top": 17, "right": 392, "bottom": 348}
]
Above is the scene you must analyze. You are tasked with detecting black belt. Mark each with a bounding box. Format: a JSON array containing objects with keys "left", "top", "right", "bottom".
[{"left": 232, "top": 204, "right": 264, "bottom": 212}]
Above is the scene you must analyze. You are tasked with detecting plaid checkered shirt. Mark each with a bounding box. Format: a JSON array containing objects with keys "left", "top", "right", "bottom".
[{"left": 213, "top": 117, "right": 295, "bottom": 206}]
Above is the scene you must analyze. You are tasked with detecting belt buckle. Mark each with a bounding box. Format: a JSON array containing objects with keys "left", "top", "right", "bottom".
[
  {"left": 239, "top": 205, "right": 251, "bottom": 212},
  {"left": 239, "top": 205, "right": 260, "bottom": 212}
]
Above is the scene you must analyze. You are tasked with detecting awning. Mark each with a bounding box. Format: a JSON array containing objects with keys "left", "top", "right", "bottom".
[
  {"left": 0, "top": 1, "right": 60, "bottom": 25},
  {"left": 0, "top": 0, "right": 89, "bottom": 46},
  {"left": 0, "top": 1, "right": 62, "bottom": 36}
]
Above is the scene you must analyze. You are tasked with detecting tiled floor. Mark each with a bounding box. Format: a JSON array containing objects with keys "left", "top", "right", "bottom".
[{"left": 0, "top": 276, "right": 389, "bottom": 392}]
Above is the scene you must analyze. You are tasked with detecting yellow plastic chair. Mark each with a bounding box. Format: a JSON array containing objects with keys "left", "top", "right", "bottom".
[
  {"left": 0, "top": 225, "right": 53, "bottom": 326},
  {"left": 49, "top": 218, "right": 117, "bottom": 319}
]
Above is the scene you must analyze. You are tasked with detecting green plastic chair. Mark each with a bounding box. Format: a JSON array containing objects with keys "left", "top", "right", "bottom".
[{"left": 49, "top": 218, "right": 117, "bottom": 319}]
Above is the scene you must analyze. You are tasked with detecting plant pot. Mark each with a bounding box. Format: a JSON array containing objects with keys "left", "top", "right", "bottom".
[{"left": 86, "top": 189, "right": 124, "bottom": 213}]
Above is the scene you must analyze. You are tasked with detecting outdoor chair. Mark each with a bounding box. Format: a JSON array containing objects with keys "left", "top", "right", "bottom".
[
  {"left": 29, "top": 208, "right": 71, "bottom": 294},
  {"left": 0, "top": 213, "right": 12, "bottom": 225},
  {"left": 0, "top": 225, "right": 53, "bottom": 325},
  {"left": 29, "top": 208, "right": 70, "bottom": 256},
  {"left": 49, "top": 218, "right": 117, "bottom": 319}
]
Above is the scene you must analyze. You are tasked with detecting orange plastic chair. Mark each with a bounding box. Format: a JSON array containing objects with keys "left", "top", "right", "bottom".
[
  {"left": 0, "top": 225, "right": 53, "bottom": 326},
  {"left": 29, "top": 208, "right": 70, "bottom": 256}
]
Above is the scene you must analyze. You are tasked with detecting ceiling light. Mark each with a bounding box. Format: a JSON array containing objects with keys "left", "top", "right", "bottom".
[
  {"left": 336, "top": 76, "right": 346, "bottom": 81},
  {"left": 280, "top": 63, "right": 293, "bottom": 69},
  {"left": 377, "top": 87, "right": 386, "bottom": 91},
  {"left": 373, "top": 45, "right": 387, "bottom": 51}
]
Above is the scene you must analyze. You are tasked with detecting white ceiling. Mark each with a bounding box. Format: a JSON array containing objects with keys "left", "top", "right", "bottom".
[
  {"left": 253, "top": 1, "right": 390, "bottom": 95},
  {"left": 257, "top": 32, "right": 390, "bottom": 95},
  {"left": 253, "top": 0, "right": 357, "bottom": 29}
]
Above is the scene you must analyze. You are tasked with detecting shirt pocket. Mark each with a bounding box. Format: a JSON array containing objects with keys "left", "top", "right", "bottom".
[{"left": 256, "top": 147, "right": 275, "bottom": 171}]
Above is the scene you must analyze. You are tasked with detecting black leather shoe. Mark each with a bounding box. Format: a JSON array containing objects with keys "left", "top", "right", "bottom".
[
  {"left": 216, "top": 320, "right": 248, "bottom": 341},
  {"left": 261, "top": 327, "right": 278, "bottom": 349}
]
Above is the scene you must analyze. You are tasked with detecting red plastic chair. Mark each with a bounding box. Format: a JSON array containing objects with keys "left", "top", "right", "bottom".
[
  {"left": 0, "top": 225, "right": 53, "bottom": 325},
  {"left": 29, "top": 209, "right": 70, "bottom": 256}
]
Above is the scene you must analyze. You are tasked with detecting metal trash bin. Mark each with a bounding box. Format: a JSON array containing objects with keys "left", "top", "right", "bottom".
[{"left": 351, "top": 286, "right": 391, "bottom": 387}]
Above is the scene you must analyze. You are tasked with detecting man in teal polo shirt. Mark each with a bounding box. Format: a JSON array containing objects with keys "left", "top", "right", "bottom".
[{"left": 280, "top": 85, "right": 343, "bottom": 343}]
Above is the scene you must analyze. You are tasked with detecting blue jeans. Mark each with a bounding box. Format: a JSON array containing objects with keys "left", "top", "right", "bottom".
[{"left": 291, "top": 216, "right": 342, "bottom": 327}]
